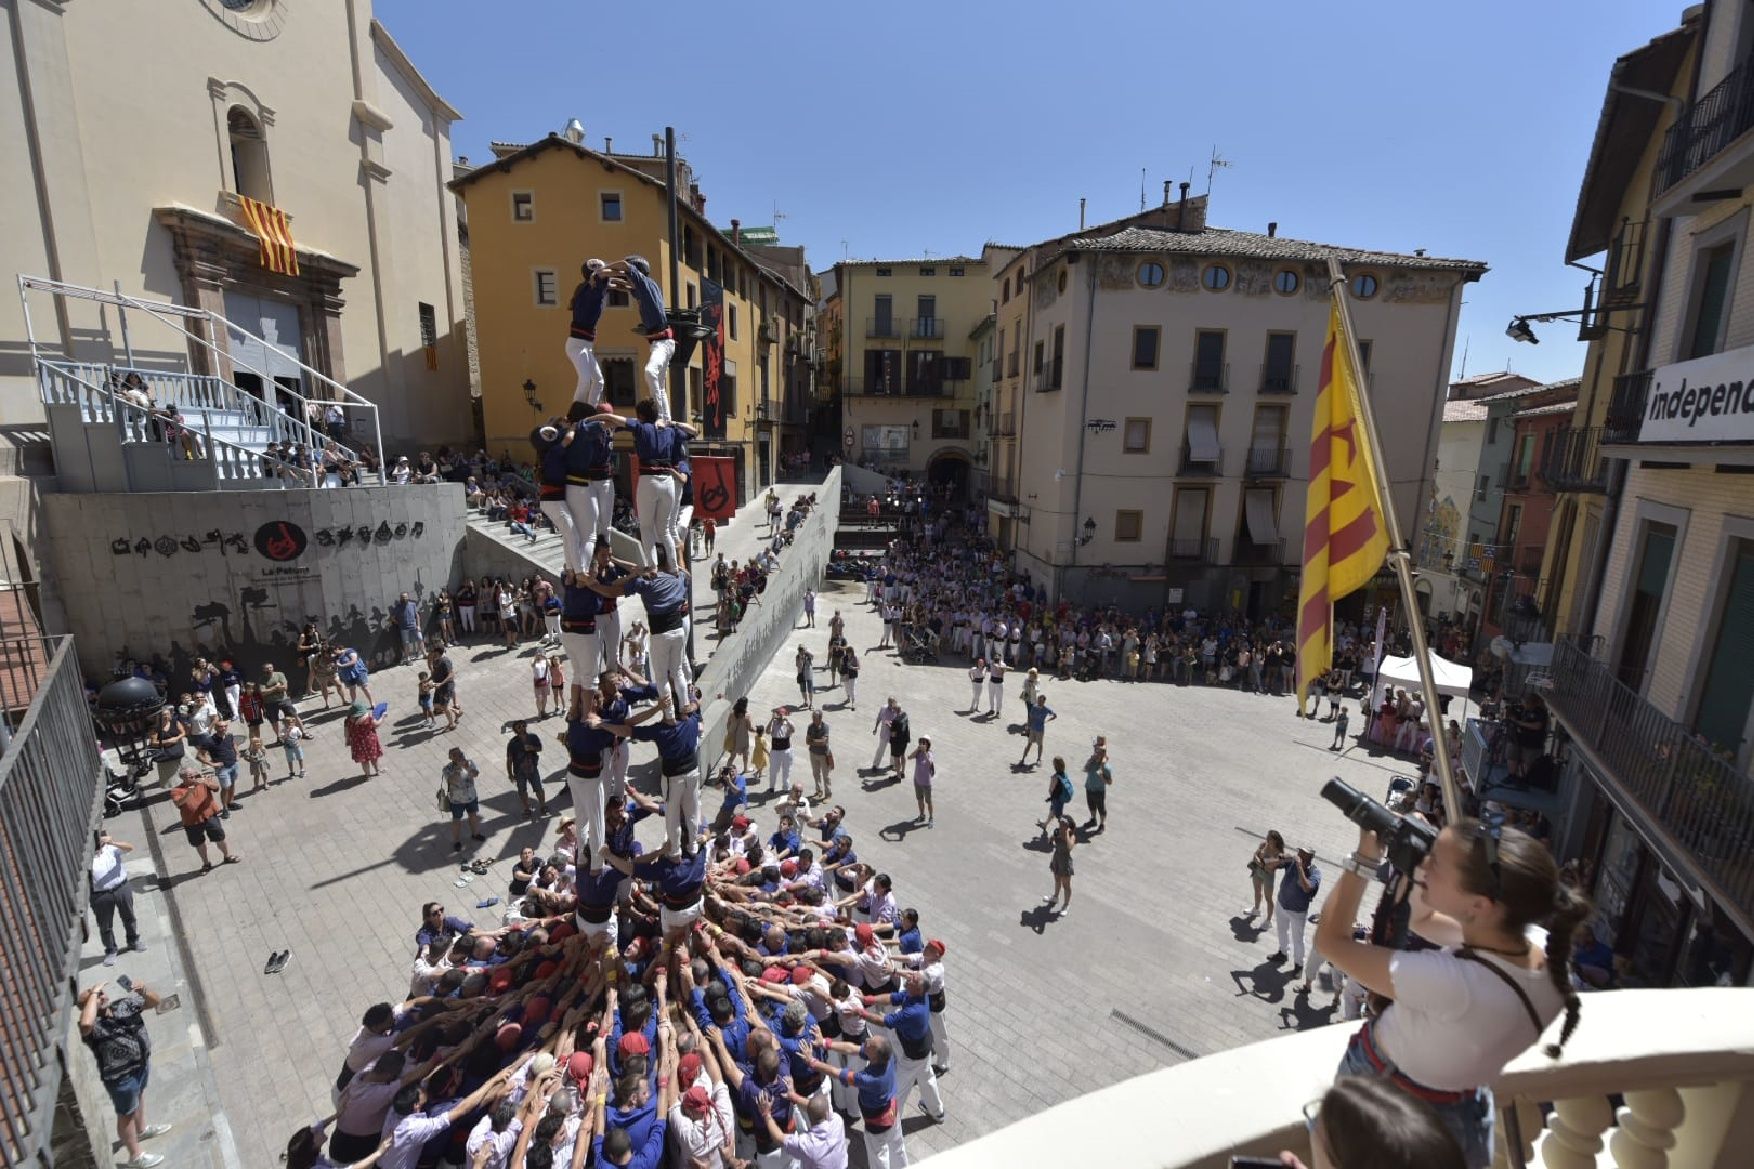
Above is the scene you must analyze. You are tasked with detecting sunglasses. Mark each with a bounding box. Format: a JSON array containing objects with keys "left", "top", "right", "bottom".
[{"left": 1476, "top": 811, "right": 1507, "bottom": 899}]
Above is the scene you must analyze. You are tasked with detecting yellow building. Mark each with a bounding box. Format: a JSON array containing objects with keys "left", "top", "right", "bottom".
[
  {"left": 451, "top": 131, "right": 813, "bottom": 501},
  {"left": 824, "top": 251, "right": 1014, "bottom": 491},
  {"left": 1537, "top": 16, "right": 1697, "bottom": 637}
]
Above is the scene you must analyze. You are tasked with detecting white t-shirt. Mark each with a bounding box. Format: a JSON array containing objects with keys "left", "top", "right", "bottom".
[
  {"left": 91, "top": 845, "right": 128, "bottom": 892},
  {"left": 1375, "top": 942, "right": 1564, "bottom": 1090}
]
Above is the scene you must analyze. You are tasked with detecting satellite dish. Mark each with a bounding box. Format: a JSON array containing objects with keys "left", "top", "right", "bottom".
[{"left": 1489, "top": 636, "right": 1511, "bottom": 660}]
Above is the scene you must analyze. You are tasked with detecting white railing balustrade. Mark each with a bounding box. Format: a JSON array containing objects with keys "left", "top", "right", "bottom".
[{"left": 913, "top": 988, "right": 1754, "bottom": 1169}]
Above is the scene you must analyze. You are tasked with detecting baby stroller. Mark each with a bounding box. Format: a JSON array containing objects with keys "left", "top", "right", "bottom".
[{"left": 899, "top": 622, "right": 939, "bottom": 665}]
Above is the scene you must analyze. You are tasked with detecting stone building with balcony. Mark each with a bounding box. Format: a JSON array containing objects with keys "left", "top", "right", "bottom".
[
  {"left": 1525, "top": 1, "right": 1754, "bottom": 989},
  {"left": 994, "top": 189, "right": 1483, "bottom": 611},
  {"left": 0, "top": 0, "right": 475, "bottom": 453},
  {"left": 822, "top": 252, "right": 1014, "bottom": 492}
]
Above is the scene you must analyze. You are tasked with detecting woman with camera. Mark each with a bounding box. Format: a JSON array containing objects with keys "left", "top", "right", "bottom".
[{"left": 1313, "top": 815, "right": 1588, "bottom": 1167}]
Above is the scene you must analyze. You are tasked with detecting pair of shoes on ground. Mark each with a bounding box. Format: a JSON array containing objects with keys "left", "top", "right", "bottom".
[
  {"left": 120, "top": 1125, "right": 172, "bottom": 1167},
  {"left": 263, "top": 949, "right": 291, "bottom": 974}
]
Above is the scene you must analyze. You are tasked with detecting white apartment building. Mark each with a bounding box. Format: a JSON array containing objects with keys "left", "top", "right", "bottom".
[
  {"left": 0, "top": 0, "right": 473, "bottom": 449},
  {"left": 993, "top": 195, "right": 1484, "bottom": 614}
]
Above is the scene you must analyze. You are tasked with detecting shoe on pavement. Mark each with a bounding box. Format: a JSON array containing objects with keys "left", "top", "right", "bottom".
[
  {"left": 121, "top": 1155, "right": 165, "bottom": 1168},
  {"left": 103, "top": 951, "right": 118, "bottom": 967},
  {"left": 140, "top": 1123, "right": 173, "bottom": 1139},
  {"left": 128, "top": 940, "right": 147, "bottom": 954}
]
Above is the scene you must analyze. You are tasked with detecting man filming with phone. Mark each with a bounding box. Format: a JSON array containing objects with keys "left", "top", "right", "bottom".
[{"left": 79, "top": 978, "right": 170, "bottom": 1168}]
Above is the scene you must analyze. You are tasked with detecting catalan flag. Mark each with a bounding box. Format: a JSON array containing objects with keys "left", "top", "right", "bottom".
[
  {"left": 238, "top": 195, "right": 300, "bottom": 277},
  {"left": 1296, "top": 302, "right": 1389, "bottom": 708}
]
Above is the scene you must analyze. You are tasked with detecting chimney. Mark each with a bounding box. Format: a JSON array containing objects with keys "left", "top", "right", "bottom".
[
  {"left": 604, "top": 136, "right": 613, "bottom": 154},
  {"left": 692, "top": 185, "right": 706, "bottom": 214},
  {"left": 561, "top": 118, "right": 584, "bottom": 145},
  {"left": 1162, "top": 180, "right": 1172, "bottom": 208},
  {"left": 1079, "top": 197, "right": 1086, "bottom": 230},
  {"left": 1415, "top": 247, "right": 1426, "bottom": 257},
  {"left": 731, "top": 218, "right": 742, "bottom": 244},
  {"left": 1267, "top": 222, "right": 1278, "bottom": 237},
  {"left": 1176, "top": 181, "right": 1191, "bottom": 231},
  {"left": 457, "top": 155, "right": 468, "bottom": 167},
  {"left": 652, "top": 133, "right": 662, "bottom": 156}
]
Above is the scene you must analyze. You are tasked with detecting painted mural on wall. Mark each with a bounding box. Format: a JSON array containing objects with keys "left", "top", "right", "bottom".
[
  {"left": 1418, "top": 495, "right": 1464, "bottom": 571},
  {"left": 102, "top": 514, "right": 443, "bottom": 698}
]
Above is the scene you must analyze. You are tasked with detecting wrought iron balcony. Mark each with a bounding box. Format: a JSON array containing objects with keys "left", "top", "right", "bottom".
[
  {"left": 1244, "top": 445, "right": 1290, "bottom": 478},
  {"left": 1259, "top": 363, "right": 1298, "bottom": 395},
  {"left": 1546, "top": 637, "right": 1754, "bottom": 932},
  {"left": 1234, "top": 538, "right": 1285, "bottom": 565},
  {"left": 908, "top": 317, "right": 944, "bottom": 340},
  {"left": 1035, "top": 361, "right": 1063, "bottom": 392},
  {"left": 1167, "top": 536, "right": 1218, "bottom": 561},
  {"left": 1605, "top": 370, "right": 1652, "bottom": 443},
  {"left": 1178, "top": 444, "right": 1224, "bottom": 476},
  {"left": 993, "top": 411, "right": 1016, "bottom": 438},
  {"left": 1541, "top": 426, "right": 1609, "bottom": 492},
  {"left": 1190, "top": 360, "right": 1228, "bottom": 394},
  {"left": 865, "top": 317, "right": 899, "bottom": 339},
  {"left": 1657, "top": 59, "right": 1754, "bottom": 193}
]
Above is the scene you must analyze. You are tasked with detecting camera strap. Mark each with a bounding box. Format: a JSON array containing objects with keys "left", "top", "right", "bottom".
[{"left": 1456, "top": 947, "right": 1544, "bottom": 1038}]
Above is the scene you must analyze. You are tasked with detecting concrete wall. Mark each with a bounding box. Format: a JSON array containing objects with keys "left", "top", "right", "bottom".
[
  {"left": 42, "top": 483, "right": 465, "bottom": 686},
  {"left": 695, "top": 468, "right": 839, "bottom": 758}
]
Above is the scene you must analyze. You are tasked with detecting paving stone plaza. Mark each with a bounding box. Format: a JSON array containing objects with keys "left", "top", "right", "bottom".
[{"left": 89, "top": 489, "right": 1411, "bottom": 1167}]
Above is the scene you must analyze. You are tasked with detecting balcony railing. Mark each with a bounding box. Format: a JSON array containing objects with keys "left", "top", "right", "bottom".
[
  {"left": 918, "top": 988, "right": 1754, "bottom": 1169},
  {"left": 1167, "top": 536, "right": 1218, "bottom": 561},
  {"left": 1656, "top": 58, "right": 1754, "bottom": 193},
  {"left": 990, "top": 475, "right": 1018, "bottom": 504},
  {"left": 755, "top": 399, "right": 773, "bottom": 422},
  {"left": 1190, "top": 360, "right": 1228, "bottom": 393},
  {"left": 1259, "top": 363, "right": 1298, "bottom": 394},
  {"left": 1178, "top": 444, "right": 1224, "bottom": 476},
  {"left": 1541, "top": 426, "right": 1609, "bottom": 492},
  {"left": 1547, "top": 636, "right": 1754, "bottom": 930},
  {"left": 1035, "top": 361, "right": 1063, "bottom": 392},
  {"left": 1605, "top": 369, "right": 1652, "bottom": 443},
  {"left": 1007, "top": 353, "right": 1019, "bottom": 378},
  {"left": 932, "top": 419, "right": 970, "bottom": 440},
  {"left": 908, "top": 317, "right": 944, "bottom": 340},
  {"left": 865, "top": 317, "right": 899, "bottom": 339},
  {"left": 994, "top": 411, "right": 1016, "bottom": 437},
  {"left": 0, "top": 636, "right": 104, "bottom": 1167},
  {"left": 843, "top": 377, "right": 950, "bottom": 399},
  {"left": 1244, "top": 445, "right": 1290, "bottom": 478},
  {"left": 1234, "top": 538, "right": 1285, "bottom": 565}
]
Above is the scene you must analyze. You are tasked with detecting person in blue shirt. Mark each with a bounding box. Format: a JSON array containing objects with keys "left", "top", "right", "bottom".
[
  {"left": 591, "top": 1004, "right": 675, "bottom": 1169},
  {"left": 1271, "top": 846, "right": 1322, "bottom": 974},
  {"left": 1018, "top": 694, "right": 1058, "bottom": 767},
  {"left": 596, "top": 397, "right": 696, "bottom": 571},
  {"left": 583, "top": 560, "right": 694, "bottom": 714},
  {"left": 558, "top": 569, "right": 605, "bottom": 695},
  {"left": 604, "top": 839, "right": 708, "bottom": 942},
  {"left": 681, "top": 954, "right": 749, "bottom": 1070},
  {"left": 564, "top": 259, "right": 610, "bottom": 415},
  {"left": 612, "top": 256, "right": 676, "bottom": 423},
  {"left": 803, "top": 1033, "right": 905, "bottom": 1168},
  {"left": 767, "top": 813, "right": 801, "bottom": 859},
  {"left": 856, "top": 972, "right": 945, "bottom": 1122},
  {"left": 531, "top": 421, "right": 578, "bottom": 570},
  {"left": 711, "top": 765, "right": 748, "bottom": 833},
  {"left": 562, "top": 688, "right": 617, "bottom": 872},
  {"left": 573, "top": 863, "right": 622, "bottom": 943},
  {"left": 895, "top": 909, "right": 924, "bottom": 958},
  {"left": 604, "top": 694, "right": 703, "bottom": 856},
  {"left": 561, "top": 413, "right": 618, "bottom": 572},
  {"left": 712, "top": 1036, "right": 793, "bottom": 1161}
]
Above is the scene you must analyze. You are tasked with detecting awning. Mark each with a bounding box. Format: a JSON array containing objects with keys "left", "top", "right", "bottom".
[
  {"left": 1243, "top": 488, "right": 1278, "bottom": 543},
  {"left": 1186, "top": 412, "right": 1220, "bottom": 462}
]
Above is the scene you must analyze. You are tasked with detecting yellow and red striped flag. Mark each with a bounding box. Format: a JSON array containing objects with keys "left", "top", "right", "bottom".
[
  {"left": 239, "top": 195, "right": 300, "bottom": 276},
  {"left": 1296, "top": 302, "right": 1389, "bottom": 707}
]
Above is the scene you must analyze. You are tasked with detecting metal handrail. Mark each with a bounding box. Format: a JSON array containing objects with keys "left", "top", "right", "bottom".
[
  {"left": 1546, "top": 637, "right": 1754, "bottom": 932},
  {"left": 0, "top": 636, "right": 103, "bottom": 1166},
  {"left": 18, "top": 276, "right": 384, "bottom": 482},
  {"left": 38, "top": 361, "right": 292, "bottom": 487}
]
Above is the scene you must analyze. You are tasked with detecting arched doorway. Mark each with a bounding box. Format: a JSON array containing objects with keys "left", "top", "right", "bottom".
[{"left": 926, "top": 448, "right": 970, "bottom": 499}]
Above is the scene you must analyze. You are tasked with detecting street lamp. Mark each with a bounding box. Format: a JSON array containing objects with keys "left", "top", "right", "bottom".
[
  {"left": 1080, "top": 516, "right": 1097, "bottom": 546},
  {"left": 522, "top": 378, "right": 541, "bottom": 410}
]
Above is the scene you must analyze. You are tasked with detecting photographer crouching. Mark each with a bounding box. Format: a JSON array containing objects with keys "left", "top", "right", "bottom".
[{"left": 1311, "top": 779, "right": 1589, "bottom": 1169}]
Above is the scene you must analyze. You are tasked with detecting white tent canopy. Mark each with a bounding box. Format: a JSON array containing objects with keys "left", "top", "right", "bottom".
[{"left": 1371, "top": 653, "right": 1474, "bottom": 702}]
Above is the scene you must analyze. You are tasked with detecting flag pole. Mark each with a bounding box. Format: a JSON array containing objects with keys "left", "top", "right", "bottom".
[{"left": 1324, "top": 259, "right": 1464, "bottom": 821}]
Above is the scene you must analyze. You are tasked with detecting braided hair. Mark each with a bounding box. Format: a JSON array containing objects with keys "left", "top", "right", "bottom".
[{"left": 1452, "top": 817, "right": 1591, "bottom": 1058}]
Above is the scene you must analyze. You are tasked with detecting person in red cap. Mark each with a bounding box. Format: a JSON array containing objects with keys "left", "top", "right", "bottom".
[
  {"left": 901, "top": 939, "right": 952, "bottom": 1074},
  {"left": 666, "top": 1031, "right": 736, "bottom": 1169}
]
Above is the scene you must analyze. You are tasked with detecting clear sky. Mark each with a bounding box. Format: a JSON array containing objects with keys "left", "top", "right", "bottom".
[{"left": 378, "top": 0, "right": 1681, "bottom": 385}]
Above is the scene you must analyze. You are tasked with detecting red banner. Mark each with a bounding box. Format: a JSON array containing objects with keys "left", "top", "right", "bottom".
[{"left": 692, "top": 456, "right": 736, "bottom": 521}]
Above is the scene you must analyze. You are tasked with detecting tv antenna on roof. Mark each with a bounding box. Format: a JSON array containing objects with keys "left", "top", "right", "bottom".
[
  {"left": 1140, "top": 168, "right": 1147, "bottom": 212},
  {"left": 1206, "top": 146, "right": 1232, "bottom": 196}
]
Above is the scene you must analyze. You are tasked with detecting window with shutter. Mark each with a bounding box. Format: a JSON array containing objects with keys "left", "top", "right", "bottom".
[{"left": 1693, "top": 540, "right": 1754, "bottom": 754}]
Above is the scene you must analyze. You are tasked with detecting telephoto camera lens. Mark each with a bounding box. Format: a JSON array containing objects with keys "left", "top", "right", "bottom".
[{"left": 1320, "top": 777, "right": 1401, "bottom": 838}]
